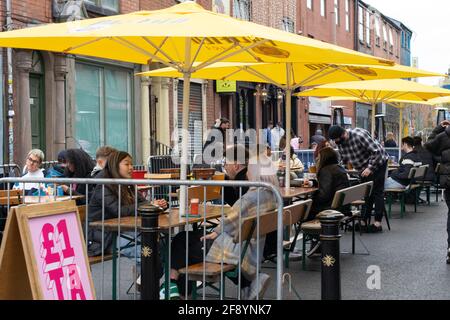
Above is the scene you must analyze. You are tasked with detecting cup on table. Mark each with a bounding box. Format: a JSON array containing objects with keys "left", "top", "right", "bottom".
[
  {"left": 303, "top": 174, "right": 310, "bottom": 187},
  {"left": 190, "top": 198, "right": 200, "bottom": 215}
]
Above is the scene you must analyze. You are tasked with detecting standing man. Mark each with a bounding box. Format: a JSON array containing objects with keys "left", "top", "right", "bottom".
[
  {"left": 263, "top": 121, "right": 274, "bottom": 149},
  {"left": 425, "top": 120, "right": 450, "bottom": 264},
  {"left": 271, "top": 122, "right": 285, "bottom": 151},
  {"left": 310, "top": 129, "right": 326, "bottom": 147},
  {"left": 328, "top": 125, "right": 389, "bottom": 233},
  {"left": 203, "top": 118, "right": 230, "bottom": 164}
]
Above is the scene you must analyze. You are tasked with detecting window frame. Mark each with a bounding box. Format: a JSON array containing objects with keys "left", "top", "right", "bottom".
[
  {"left": 74, "top": 60, "right": 135, "bottom": 157},
  {"left": 334, "top": 0, "right": 340, "bottom": 26},
  {"left": 321, "top": 0, "right": 327, "bottom": 17},
  {"left": 84, "top": 0, "right": 119, "bottom": 13}
]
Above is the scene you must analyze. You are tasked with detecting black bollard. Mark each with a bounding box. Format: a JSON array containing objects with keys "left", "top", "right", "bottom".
[
  {"left": 317, "top": 210, "right": 345, "bottom": 300},
  {"left": 139, "top": 203, "right": 163, "bottom": 300}
]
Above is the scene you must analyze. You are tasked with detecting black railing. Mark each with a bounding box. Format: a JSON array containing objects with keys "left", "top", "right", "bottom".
[{"left": 150, "top": 137, "right": 172, "bottom": 156}]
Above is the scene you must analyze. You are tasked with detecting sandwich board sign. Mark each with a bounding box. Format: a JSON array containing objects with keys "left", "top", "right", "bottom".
[{"left": 0, "top": 201, "right": 95, "bottom": 300}]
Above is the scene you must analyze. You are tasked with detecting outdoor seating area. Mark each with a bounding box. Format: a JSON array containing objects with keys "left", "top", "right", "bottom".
[{"left": 0, "top": 1, "right": 449, "bottom": 305}]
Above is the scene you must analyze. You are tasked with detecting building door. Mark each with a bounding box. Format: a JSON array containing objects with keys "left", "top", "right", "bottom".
[{"left": 29, "top": 74, "right": 45, "bottom": 154}]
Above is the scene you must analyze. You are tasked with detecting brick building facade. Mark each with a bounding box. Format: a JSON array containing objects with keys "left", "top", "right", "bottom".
[{"left": 296, "top": 0, "right": 356, "bottom": 147}]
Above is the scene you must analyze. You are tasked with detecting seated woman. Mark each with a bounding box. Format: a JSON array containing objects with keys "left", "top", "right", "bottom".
[
  {"left": 162, "top": 154, "right": 278, "bottom": 300},
  {"left": 61, "top": 149, "right": 96, "bottom": 204},
  {"left": 309, "top": 147, "right": 350, "bottom": 221},
  {"left": 13, "top": 149, "right": 45, "bottom": 195},
  {"left": 276, "top": 146, "right": 304, "bottom": 179},
  {"left": 314, "top": 140, "right": 331, "bottom": 164},
  {"left": 88, "top": 151, "right": 167, "bottom": 257}
]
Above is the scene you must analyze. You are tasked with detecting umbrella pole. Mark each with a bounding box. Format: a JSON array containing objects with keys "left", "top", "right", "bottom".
[
  {"left": 371, "top": 103, "right": 376, "bottom": 138},
  {"left": 398, "top": 105, "right": 403, "bottom": 161},
  {"left": 285, "top": 88, "right": 292, "bottom": 189},
  {"left": 179, "top": 39, "right": 192, "bottom": 217}
]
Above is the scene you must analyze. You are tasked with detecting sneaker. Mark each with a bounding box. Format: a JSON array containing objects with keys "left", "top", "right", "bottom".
[
  {"left": 307, "top": 241, "right": 322, "bottom": 258},
  {"left": 367, "top": 224, "right": 383, "bottom": 233},
  {"left": 246, "top": 273, "right": 271, "bottom": 300},
  {"left": 159, "top": 282, "right": 181, "bottom": 300}
]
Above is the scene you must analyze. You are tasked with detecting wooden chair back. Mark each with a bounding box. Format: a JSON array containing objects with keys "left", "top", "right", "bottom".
[
  {"left": 331, "top": 182, "right": 373, "bottom": 209},
  {"left": 237, "top": 200, "right": 313, "bottom": 243}
]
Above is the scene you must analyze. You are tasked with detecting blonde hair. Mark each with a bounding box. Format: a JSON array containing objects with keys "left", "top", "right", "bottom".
[
  {"left": 27, "top": 149, "right": 45, "bottom": 163},
  {"left": 387, "top": 132, "right": 395, "bottom": 140}
]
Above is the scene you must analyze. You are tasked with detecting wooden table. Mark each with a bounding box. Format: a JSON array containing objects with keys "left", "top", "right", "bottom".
[
  {"left": 23, "top": 195, "right": 84, "bottom": 204},
  {"left": 277, "top": 187, "right": 318, "bottom": 200},
  {"left": 89, "top": 204, "right": 232, "bottom": 232}
]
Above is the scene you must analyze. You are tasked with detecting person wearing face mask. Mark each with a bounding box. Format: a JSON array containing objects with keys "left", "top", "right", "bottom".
[{"left": 328, "top": 125, "right": 389, "bottom": 233}]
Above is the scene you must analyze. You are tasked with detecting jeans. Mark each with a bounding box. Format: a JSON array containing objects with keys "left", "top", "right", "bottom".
[
  {"left": 361, "top": 161, "right": 388, "bottom": 223},
  {"left": 384, "top": 177, "right": 406, "bottom": 190},
  {"left": 444, "top": 190, "right": 450, "bottom": 248}
]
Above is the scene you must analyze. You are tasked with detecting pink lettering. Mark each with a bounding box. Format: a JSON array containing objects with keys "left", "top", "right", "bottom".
[
  {"left": 67, "top": 264, "right": 86, "bottom": 300},
  {"left": 47, "top": 268, "right": 65, "bottom": 300},
  {"left": 40, "top": 223, "right": 61, "bottom": 272},
  {"left": 57, "top": 219, "right": 75, "bottom": 266}
]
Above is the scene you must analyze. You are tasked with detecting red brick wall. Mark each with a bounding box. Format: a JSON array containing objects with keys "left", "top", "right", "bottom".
[{"left": 296, "top": 0, "right": 357, "bottom": 147}]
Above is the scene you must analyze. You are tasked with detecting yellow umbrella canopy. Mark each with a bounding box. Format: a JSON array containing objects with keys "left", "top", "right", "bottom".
[
  {"left": 139, "top": 62, "right": 441, "bottom": 88},
  {"left": 0, "top": 1, "right": 397, "bottom": 221},
  {"left": 303, "top": 81, "right": 450, "bottom": 159},
  {"left": 0, "top": 2, "right": 395, "bottom": 67},
  {"left": 296, "top": 79, "right": 450, "bottom": 103}
]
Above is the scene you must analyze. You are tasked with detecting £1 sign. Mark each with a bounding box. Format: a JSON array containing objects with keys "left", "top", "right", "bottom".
[{"left": 29, "top": 212, "right": 94, "bottom": 300}]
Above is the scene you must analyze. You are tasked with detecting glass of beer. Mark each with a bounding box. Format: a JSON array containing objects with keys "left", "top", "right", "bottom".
[{"left": 190, "top": 198, "right": 200, "bottom": 215}]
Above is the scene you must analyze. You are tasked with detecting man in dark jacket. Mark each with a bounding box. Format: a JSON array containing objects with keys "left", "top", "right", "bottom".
[
  {"left": 425, "top": 120, "right": 450, "bottom": 264},
  {"left": 385, "top": 137, "right": 419, "bottom": 189},
  {"left": 203, "top": 118, "right": 230, "bottom": 163}
]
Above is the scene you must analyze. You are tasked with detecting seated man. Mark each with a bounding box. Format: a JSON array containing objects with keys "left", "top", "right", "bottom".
[
  {"left": 223, "top": 144, "right": 249, "bottom": 206},
  {"left": 385, "top": 137, "right": 419, "bottom": 190},
  {"left": 162, "top": 154, "right": 278, "bottom": 300}
]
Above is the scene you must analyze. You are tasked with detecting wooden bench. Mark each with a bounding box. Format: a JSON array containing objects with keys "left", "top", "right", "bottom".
[
  {"left": 179, "top": 200, "right": 312, "bottom": 299},
  {"left": 385, "top": 165, "right": 428, "bottom": 219}
]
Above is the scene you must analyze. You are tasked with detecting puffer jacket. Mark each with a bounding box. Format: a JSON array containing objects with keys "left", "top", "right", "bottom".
[
  {"left": 425, "top": 125, "right": 450, "bottom": 188},
  {"left": 309, "top": 164, "right": 350, "bottom": 220}
]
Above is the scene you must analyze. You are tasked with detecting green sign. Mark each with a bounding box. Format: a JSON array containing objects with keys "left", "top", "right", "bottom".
[{"left": 216, "top": 80, "right": 237, "bottom": 93}]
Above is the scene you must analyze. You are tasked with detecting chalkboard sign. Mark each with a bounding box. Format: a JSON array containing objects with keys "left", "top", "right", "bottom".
[{"left": 0, "top": 201, "right": 95, "bottom": 300}]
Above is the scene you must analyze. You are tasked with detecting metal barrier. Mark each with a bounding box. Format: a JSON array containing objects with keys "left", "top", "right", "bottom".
[{"left": 0, "top": 177, "right": 285, "bottom": 301}]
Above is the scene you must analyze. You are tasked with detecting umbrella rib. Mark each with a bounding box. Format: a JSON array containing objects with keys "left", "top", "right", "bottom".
[
  {"left": 190, "top": 37, "right": 206, "bottom": 69},
  {"left": 192, "top": 39, "right": 269, "bottom": 72},
  {"left": 243, "top": 66, "right": 285, "bottom": 88},
  {"left": 146, "top": 36, "right": 168, "bottom": 64},
  {"left": 140, "top": 37, "right": 182, "bottom": 69},
  {"left": 296, "top": 65, "right": 338, "bottom": 87},
  {"left": 220, "top": 67, "right": 245, "bottom": 80},
  {"left": 63, "top": 37, "right": 106, "bottom": 53},
  {"left": 113, "top": 37, "right": 180, "bottom": 70}
]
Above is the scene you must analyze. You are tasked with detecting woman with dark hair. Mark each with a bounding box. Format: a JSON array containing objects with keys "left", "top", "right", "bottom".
[
  {"left": 87, "top": 151, "right": 166, "bottom": 256},
  {"left": 314, "top": 140, "right": 331, "bottom": 163},
  {"left": 309, "top": 147, "right": 350, "bottom": 220},
  {"left": 61, "top": 148, "right": 96, "bottom": 203},
  {"left": 306, "top": 147, "right": 350, "bottom": 257}
]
